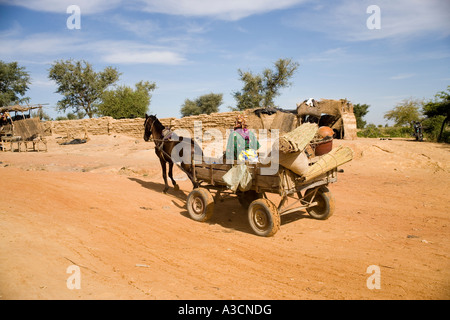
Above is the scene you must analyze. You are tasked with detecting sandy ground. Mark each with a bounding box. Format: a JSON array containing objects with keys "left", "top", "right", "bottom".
[{"left": 0, "top": 133, "right": 449, "bottom": 300}]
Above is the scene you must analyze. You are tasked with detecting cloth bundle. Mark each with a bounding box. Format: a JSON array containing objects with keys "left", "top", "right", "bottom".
[
  {"left": 223, "top": 164, "right": 253, "bottom": 192},
  {"left": 238, "top": 149, "right": 258, "bottom": 162}
]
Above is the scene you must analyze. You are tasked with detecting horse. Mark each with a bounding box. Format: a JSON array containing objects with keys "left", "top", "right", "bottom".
[{"left": 143, "top": 114, "right": 201, "bottom": 193}]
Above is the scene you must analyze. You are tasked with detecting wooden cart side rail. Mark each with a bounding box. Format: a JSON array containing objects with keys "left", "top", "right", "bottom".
[
  {"left": 193, "top": 161, "right": 338, "bottom": 196},
  {"left": 194, "top": 165, "right": 282, "bottom": 192}
]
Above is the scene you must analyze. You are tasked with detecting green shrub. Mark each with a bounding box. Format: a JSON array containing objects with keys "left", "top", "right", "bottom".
[
  {"left": 357, "top": 125, "right": 414, "bottom": 139},
  {"left": 357, "top": 124, "right": 383, "bottom": 138},
  {"left": 422, "top": 115, "right": 446, "bottom": 142},
  {"left": 442, "top": 131, "right": 450, "bottom": 143},
  {"left": 383, "top": 126, "right": 412, "bottom": 138}
]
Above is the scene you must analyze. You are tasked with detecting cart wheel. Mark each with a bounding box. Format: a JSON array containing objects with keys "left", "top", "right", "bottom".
[
  {"left": 187, "top": 188, "right": 214, "bottom": 222},
  {"left": 237, "top": 190, "right": 263, "bottom": 209},
  {"left": 304, "top": 186, "right": 335, "bottom": 220},
  {"left": 248, "top": 198, "right": 280, "bottom": 237}
]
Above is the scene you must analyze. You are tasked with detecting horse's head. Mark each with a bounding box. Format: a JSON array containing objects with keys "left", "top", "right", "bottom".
[
  {"left": 144, "top": 114, "right": 165, "bottom": 142},
  {"left": 143, "top": 114, "right": 155, "bottom": 142}
]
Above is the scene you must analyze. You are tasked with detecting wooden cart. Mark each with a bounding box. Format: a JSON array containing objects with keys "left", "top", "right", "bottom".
[{"left": 185, "top": 157, "right": 338, "bottom": 237}]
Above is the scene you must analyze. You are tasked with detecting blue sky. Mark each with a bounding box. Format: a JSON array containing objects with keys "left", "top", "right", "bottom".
[{"left": 1, "top": 0, "right": 449, "bottom": 125}]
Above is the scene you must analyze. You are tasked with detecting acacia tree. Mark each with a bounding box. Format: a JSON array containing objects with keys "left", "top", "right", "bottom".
[
  {"left": 0, "top": 60, "right": 31, "bottom": 106},
  {"left": 422, "top": 86, "right": 450, "bottom": 142},
  {"left": 384, "top": 98, "right": 422, "bottom": 126},
  {"left": 48, "top": 59, "right": 120, "bottom": 118},
  {"left": 98, "top": 81, "right": 157, "bottom": 119},
  {"left": 233, "top": 58, "right": 299, "bottom": 111},
  {"left": 353, "top": 103, "right": 370, "bottom": 129},
  {"left": 180, "top": 93, "right": 223, "bottom": 117}
]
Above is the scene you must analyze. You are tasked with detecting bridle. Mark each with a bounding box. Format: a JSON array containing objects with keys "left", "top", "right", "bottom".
[
  {"left": 145, "top": 116, "right": 167, "bottom": 152},
  {"left": 144, "top": 116, "right": 156, "bottom": 140}
]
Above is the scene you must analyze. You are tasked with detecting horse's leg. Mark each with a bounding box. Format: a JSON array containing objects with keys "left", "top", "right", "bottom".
[
  {"left": 159, "top": 158, "right": 169, "bottom": 193},
  {"left": 168, "top": 161, "right": 179, "bottom": 191}
]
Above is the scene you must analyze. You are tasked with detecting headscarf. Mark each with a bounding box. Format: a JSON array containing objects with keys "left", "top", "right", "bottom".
[
  {"left": 234, "top": 114, "right": 247, "bottom": 129},
  {"left": 234, "top": 114, "right": 249, "bottom": 140}
]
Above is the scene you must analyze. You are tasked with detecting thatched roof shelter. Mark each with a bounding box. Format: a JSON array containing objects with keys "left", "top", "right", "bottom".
[
  {"left": 296, "top": 98, "right": 357, "bottom": 140},
  {"left": 0, "top": 105, "right": 43, "bottom": 115}
]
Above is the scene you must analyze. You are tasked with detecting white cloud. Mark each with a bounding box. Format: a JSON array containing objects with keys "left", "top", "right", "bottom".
[
  {"left": 0, "top": 33, "right": 82, "bottom": 56},
  {"left": 107, "top": 14, "right": 160, "bottom": 37},
  {"left": 31, "top": 79, "right": 55, "bottom": 87},
  {"left": 0, "top": 20, "right": 23, "bottom": 37},
  {"left": 94, "top": 40, "right": 187, "bottom": 64},
  {"left": 103, "top": 50, "right": 185, "bottom": 65},
  {"left": 1, "top": 0, "right": 309, "bottom": 19},
  {"left": 287, "top": 0, "right": 450, "bottom": 41},
  {"left": 0, "top": 0, "right": 122, "bottom": 14},
  {"left": 139, "top": 0, "right": 308, "bottom": 20},
  {"left": 0, "top": 32, "right": 186, "bottom": 65},
  {"left": 390, "top": 73, "right": 415, "bottom": 80},
  {"left": 304, "top": 47, "right": 349, "bottom": 63}
]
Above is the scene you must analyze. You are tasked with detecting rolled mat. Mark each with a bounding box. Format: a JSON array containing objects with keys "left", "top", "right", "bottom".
[
  {"left": 302, "top": 145, "right": 353, "bottom": 182},
  {"left": 278, "top": 123, "right": 318, "bottom": 153}
]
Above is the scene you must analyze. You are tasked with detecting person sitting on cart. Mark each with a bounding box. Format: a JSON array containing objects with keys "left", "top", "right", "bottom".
[{"left": 225, "top": 114, "right": 260, "bottom": 163}]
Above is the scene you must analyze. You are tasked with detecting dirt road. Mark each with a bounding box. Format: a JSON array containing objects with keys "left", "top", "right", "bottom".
[{"left": 0, "top": 134, "right": 449, "bottom": 299}]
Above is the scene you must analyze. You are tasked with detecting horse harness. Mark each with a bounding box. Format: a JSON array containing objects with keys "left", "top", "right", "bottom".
[
  {"left": 146, "top": 116, "right": 172, "bottom": 151},
  {"left": 145, "top": 116, "right": 195, "bottom": 182},
  {"left": 154, "top": 128, "right": 173, "bottom": 152}
]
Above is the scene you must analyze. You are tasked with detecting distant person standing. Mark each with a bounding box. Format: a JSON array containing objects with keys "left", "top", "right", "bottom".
[{"left": 413, "top": 121, "right": 423, "bottom": 141}]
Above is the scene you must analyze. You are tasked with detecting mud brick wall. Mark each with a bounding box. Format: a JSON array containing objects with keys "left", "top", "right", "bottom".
[
  {"left": 42, "top": 117, "right": 113, "bottom": 137},
  {"left": 164, "top": 111, "right": 243, "bottom": 136},
  {"left": 41, "top": 109, "right": 272, "bottom": 139},
  {"left": 40, "top": 107, "right": 356, "bottom": 140}
]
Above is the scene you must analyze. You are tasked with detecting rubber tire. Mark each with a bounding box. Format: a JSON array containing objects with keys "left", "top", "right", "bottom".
[
  {"left": 305, "top": 186, "right": 335, "bottom": 220},
  {"left": 237, "top": 190, "right": 262, "bottom": 209},
  {"left": 187, "top": 188, "right": 214, "bottom": 222},
  {"left": 248, "top": 198, "right": 280, "bottom": 237}
]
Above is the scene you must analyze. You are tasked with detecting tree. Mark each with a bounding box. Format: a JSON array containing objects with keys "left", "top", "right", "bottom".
[
  {"left": 32, "top": 108, "right": 53, "bottom": 121},
  {"left": 422, "top": 86, "right": 449, "bottom": 142},
  {"left": 384, "top": 98, "right": 421, "bottom": 126},
  {"left": 98, "top": 81, "right": 157, "bottom": 119},
  {"left": 232, "top": 58, "right": 299, "bottom": 111},
  {"left": 48, "top": 59, "right": 120, "bottom": 118},
  {"left": 180, "top": 93, "right": 223, "bottom": 117},
  {"left": 0, "top": 61, "right": 31, "bottom": 106},
  {"left": 353, "top": 103, "right": 370, "bottom": 129}
]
